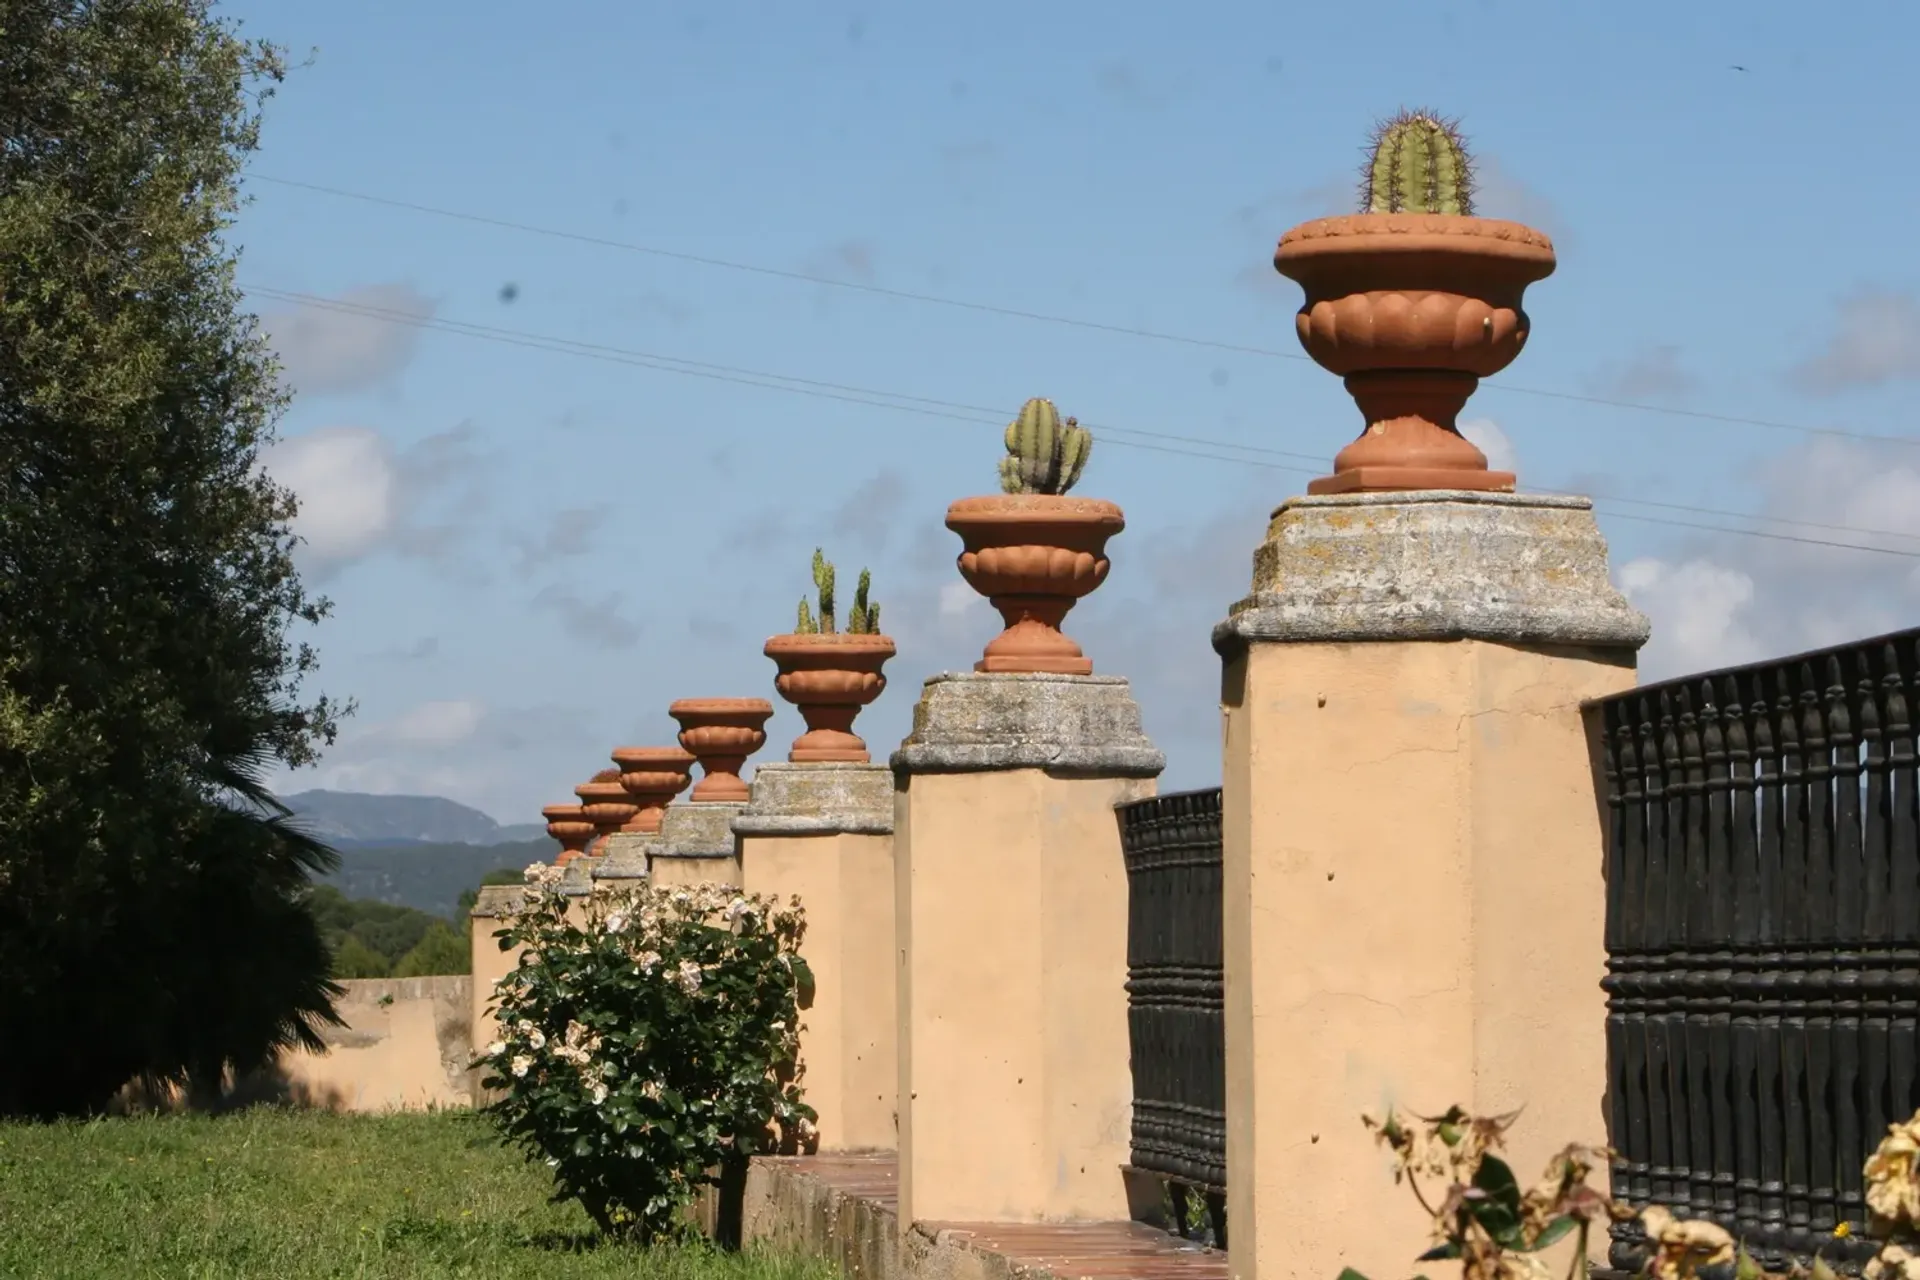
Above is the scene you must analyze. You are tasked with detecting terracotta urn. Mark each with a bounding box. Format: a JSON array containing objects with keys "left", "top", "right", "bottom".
[
  {"left": 668, "top": 698, "right": 774, "bottom": 803},
  {"left": 609, "top": 745, "right": 696, "bottom": 833},
  {"left": 574, "top": 767, "right": 636, "bottom": 854},
  {"left": 763, "top": 632, "right": 896, "bottom": 763},
  {"left": 542, "top": 803, "right": 597, "bottom": 865},
  {"left": 1273, "top": 213, "right": 1555, "bottom": 494},
  {"left": 945, "top": 494, "right": 1124, "bottom": 675}
]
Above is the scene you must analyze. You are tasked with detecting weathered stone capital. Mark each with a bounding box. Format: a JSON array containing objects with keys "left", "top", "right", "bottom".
[
  {"left": 591, "top": 833, "right": 657, "bottom": 881},
  {"left": 559, "top": 859, "right": 596, "bottom": 896},
  {"left": 890, "top": 672, "right": 1166, "bottom": 778},
  {"left": 732, "top": 762, "right": 894, "bottom": 836},
  {"left": 656, "top": 800, "right": 744, "bottom": 858},
  {"left": 1212, "top": 490, "right": 1651, "bottom": 655},
  {"left": 469, "top": 883, "right": 527, "bottom": 919}
]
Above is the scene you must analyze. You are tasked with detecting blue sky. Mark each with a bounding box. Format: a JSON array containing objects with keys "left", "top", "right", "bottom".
[{"left": 236, "top": 0, "right": 1920, "bottom": 821}]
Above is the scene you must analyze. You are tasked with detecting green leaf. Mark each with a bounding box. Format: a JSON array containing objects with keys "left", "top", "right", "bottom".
[
  {"left": 1417, "top": 1242, "right": 1464, "bottom": 1261},
  {"left": 1337, "top": 1269, "right": 1373, "bottom": 1280},
  {"left": 1735, "top": 1246, "right": 1765, "bottom": 1280},
  {"left": 1527, "top": 1217, "right": 1578, "bottom": 1252}
]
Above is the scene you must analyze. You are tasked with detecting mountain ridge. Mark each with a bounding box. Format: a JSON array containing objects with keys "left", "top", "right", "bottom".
[{"left": 277, "top": 789, "right": 548, "bottom": 846}]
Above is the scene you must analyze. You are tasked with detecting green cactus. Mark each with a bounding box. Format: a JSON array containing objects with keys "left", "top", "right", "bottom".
[
  {"left": 1361, "top": 109, "right": 1475, "bottom": 216},
  {"left": 794, "top": 551, "right": 882, "bottom": 635},
  {"left": 812, "top": 547, "right": 836, "bottom": 633},
  {"left": 998, "top": 397, "right": 1092, "bottom": 495},
  {"left": 847, "top": 569, "right": 883, "bottom": 635}
]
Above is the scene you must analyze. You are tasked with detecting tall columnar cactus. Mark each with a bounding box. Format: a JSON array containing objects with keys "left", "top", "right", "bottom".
[
  {"left": 998, "top": 397, "right": 1092, "bottom": 496},
  {"left": 847, "top": 569, "right": 881, "bottom": 635},
  {"left": 794, "top": 551, "right": 881, "bottom": 634},
  {"left": 1360, "top": 109, "right": 1476, "bottom": 216}
]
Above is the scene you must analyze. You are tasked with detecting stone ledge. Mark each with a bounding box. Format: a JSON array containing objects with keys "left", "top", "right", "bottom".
[
  {"left": 1213, "top": 489, "right": 1651, "bottom": 655},
  {"left": 733, "top": 762, "right": 894, "bottom": 837},
  {"left": 658, "top": 801, "right": 745, "bottom": 857},
  {"left": 890, "top": 672, "right": 1166, "bottom": 779},
  {"left": 694, "top": 1154, "right": 1225, "bottom": 1280},
  {"left": 592, "top": 833, "right": 656, "bottom": 881}
]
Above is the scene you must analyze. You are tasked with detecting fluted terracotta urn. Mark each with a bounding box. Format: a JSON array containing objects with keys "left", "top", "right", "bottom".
[
  {"left": 609, "top": 746, "right": 696, "bottom": 833},
  {"left": 574, "top": 767, "right": 636, "bottom": 855},
  {"left": 763, "top": 633, "right": 896, "bottom": 762},
  {"left": 668, "top": 698, "right": 773, "bottom": 803},
  {"left": 945, "top": 495, "right": 1124, "bottom": 675},
  {"left": 542, "top": 803, "right": 596, "bottom": 865},
  {"left": 1274, "top": 213, "right": 1555, "bottom": 494}
]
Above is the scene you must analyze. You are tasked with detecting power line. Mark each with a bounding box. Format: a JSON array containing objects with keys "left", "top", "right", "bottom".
[
  {"left": 248, "top": 173, "right": 1920, "bottom": 450},
  {"left": 244, "top": 284, "right": 1920, "bottom": 561}
]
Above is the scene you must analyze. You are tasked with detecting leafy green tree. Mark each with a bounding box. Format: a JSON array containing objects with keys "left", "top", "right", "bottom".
[
  {"left": 392, "top": 921, "right": 469, "bottom": 978},
  {"left": 331, "top": 934, "right": 392, "bottom": 980},
  {"left": 0, "top": 0, "right": 346, "bottom": 1116}
]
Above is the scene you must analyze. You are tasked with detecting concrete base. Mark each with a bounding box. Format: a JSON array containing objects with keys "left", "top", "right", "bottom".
[
  {"left": 891, "top": 672, "right": 1164, "bottom": 1226},
  {"left": 737, "top": 763, "right": 898, "bottom": 1153},
  {"left": 692, "top": 1155, "right": 1226, "bottom": 1280},
  {"left": 1213, "top": 489, "right": 1648, "bottom": 1280}
]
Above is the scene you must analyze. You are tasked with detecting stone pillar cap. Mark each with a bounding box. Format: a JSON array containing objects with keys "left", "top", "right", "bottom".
[
  {"left": 890, "top": 671, "right": 1165, "bottom": 778},
  {"left": 732, "top": 761, "right": 894, "bottom": 837},
  {"left": 655, "top": 799, "right": 745, "bottom": 858},
  {"left": 1213, "top": 489, "right": 1650, "bottom": 655}
]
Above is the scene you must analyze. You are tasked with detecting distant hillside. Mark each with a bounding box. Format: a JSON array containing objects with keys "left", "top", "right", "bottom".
[
  {"left": 278, "top": 789, "right": 547, "bottom": 847},
  {"left": 315, "top": 840, "right": 552, "bottom": 918}
]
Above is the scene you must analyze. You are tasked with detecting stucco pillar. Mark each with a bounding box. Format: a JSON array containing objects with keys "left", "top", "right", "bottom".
[
  {"left": 1211, "top": 490, "right": 1650, "bottom": 1280},
  {"left": 650, "top": 801, "right": 743, "bottom": 888},
  {"left": 891, "top": 671, "right": 1165, "bottom": 1225},
  {"left": 734, "top": 762, "right": 897, "bottom": 1153},
  {"left": 467, "top": 883, "right": 527, "bottom": 1081}
]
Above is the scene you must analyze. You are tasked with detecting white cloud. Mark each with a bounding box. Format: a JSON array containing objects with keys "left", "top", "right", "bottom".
[
  {"left": 261, "top": 426, "right": 396, "bottom": 569},
  {"left": 1458, "top": 418, "right": 1517, "bottom": 475},
  {"left": 384, "top": 699, "right": 486, "bottom": 747},
  {"left": 1611, "top": 436, "right": 1920, "bottom": 681},
  {"left": 259, "top": 283, "right": 437, "bottom": 398},
  {"left": 937, "top": 580, "right": 983, "bottom": 618},
  {"left": 1789, "top": 291, "right": 1920, "bottom": 394}
]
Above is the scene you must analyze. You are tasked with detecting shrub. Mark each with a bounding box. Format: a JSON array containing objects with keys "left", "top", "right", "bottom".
[
  {"left": 478, "top": 866, "right": 815, "bottom": 1242},
  {"left": 1343, "top": 1102, "right": 1920, "bottom": 1280}
]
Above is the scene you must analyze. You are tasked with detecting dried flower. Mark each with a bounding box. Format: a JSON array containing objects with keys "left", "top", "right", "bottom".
[{"left": 1869, "top": 1119, "right": 1920, "bottom": 1228}]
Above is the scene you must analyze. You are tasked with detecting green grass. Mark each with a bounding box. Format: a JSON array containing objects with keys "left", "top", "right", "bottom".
[{"left": 0, "top": 1107, "right": 837, "bottom": 1280}]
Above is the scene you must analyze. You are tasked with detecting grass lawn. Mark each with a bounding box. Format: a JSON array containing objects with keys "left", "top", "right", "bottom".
[{"left": 0, "top": 1107, "right": 839, "bottom": 1280}]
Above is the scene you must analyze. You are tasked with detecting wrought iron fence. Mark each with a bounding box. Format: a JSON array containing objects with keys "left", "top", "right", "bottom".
[
  {"left": 1119, "top": 786, "right": 1227, "bottom": 1247},
  {"left": 1589, "top": 626, "right": 1920, "bottom": 1274}
]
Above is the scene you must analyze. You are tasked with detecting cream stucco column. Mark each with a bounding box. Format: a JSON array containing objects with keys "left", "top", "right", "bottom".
[
  {"left": 1211, "top": 490, "right": 1650, "bottom": 1280},
  {"left": 891, "top": 671, "right": 1165, "bottom": 1226},
  {"left": 467, "top": 883, "right": 527, "bottom": 1086},
  {"left": 734, "top": 762, "right": 897, "bottom": 1153},
  {"left": 650, "top": 801, "right": 743, "bottom": 888}
]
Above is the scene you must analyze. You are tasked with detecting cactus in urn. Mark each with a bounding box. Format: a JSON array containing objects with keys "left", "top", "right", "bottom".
[
  {"left": 998, "top": 397, "right": 1092, "bottom": 496},
  {"left": 1360, "top": 109, "right": 1475, "bottom": 216},
  {"left": 794, "top": 549, "right": 881, "bottom": 635}
]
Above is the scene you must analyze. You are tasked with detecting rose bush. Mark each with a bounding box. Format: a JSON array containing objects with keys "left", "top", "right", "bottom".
[
  {"left": 477, "top": 865, "right": 815, "bottom": 1241},
  {"left": 1343, "top": 1104, "right": 1920, "bottom": 1280}
]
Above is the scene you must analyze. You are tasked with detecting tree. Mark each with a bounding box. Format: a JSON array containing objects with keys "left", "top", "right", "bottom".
[
  {"left": 0, "top": 0, "right": 347, "bottom": 1116},
  {"left": 392, "top": 921, "right": 468, "bottom": 978}
]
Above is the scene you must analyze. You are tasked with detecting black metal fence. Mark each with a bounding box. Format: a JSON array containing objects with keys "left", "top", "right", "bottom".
[
  {"left": 1590, "top": 626, "right": 1920, "bottom": 1274},
  {"left": 1119, "top": 786, "right": 1227, "bottom": 1246}
]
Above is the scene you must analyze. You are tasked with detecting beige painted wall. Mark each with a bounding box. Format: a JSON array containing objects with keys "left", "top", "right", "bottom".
[
  {"left": 740, "top": 831, "right": 898, "bottom": 1152},
  {"left": 1221, "top": 637, "right": 1632, "bottom": 1280},
  {"left": 897, "top": 768, "right": 1154, "bottom": 1225},
  {"left": 275, "top": 976, "right": 473, "bottom": 1112}
]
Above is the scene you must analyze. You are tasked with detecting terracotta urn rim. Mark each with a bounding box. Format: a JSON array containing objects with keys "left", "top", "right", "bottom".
[
  {"left": 1276, "top": 212, "right": 1556, "bottom": 266},
  {"left": 945, "top": 493, "right": 1125, "bottom": 531},
  {"left": 574, "top": 781, "right": 632, "bottom": 802},
  {"left": 669, "top": 696, "right": 776, "bottom": 720},
  {"left": 541, "top": 803, "right": 586, "bottom": 820},
  {"left": 610, "top": 745, "right": 698, "bottom": 767},
  {"left": 763, "top": 631, "right": 897, "bottom": 657}
]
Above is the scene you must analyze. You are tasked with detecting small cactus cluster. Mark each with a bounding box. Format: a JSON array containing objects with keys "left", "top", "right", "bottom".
[
  {"left": 795, "top": 548, "right": 881, "bottom": 635},
  {"left": 998, "top": 397, "right": 1092, "bottom": 496},
  {"left": 1360, "top": 109, "right": 1476, "bottom": 216}
]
